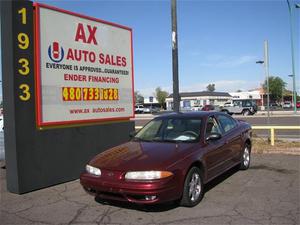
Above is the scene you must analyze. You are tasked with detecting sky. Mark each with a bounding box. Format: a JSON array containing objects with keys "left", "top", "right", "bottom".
[{"left": 1, "top": 0, "right": 299, "bottom": 98}]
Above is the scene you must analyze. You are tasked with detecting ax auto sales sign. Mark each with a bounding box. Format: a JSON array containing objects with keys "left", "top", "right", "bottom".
[{"left": 34, "top": 3, "right": 134, "bottom": 127}]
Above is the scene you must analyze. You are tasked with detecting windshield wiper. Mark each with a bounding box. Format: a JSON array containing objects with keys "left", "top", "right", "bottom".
[
  {"left": 133, "top": 137, "right": 189, "bottom": 143},
  {"left": 132, "top": 137, "right": 153, "bottom": 142},
  {"left": 149, "top": 137, "right": 164, "bottom": 142},
  {"left": 160, "top": 139, "right": 184, "bottom": 143},
  {"left": 132, "top": 137, "right": 142, "bottom": 142}
]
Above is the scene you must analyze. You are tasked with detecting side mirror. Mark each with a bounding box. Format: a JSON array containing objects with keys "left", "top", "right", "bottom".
[
  {"left": 129, "top": 131, "right": 137, "bottom": 138},
  {"left": 206, "top": 133, "right": 222, "bottom": 141}
]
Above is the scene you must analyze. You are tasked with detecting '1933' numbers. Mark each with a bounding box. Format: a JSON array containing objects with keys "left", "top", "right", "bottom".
[
  {"left": 19, "top": 84, "right": 31, "bottom": 101},
  {"left": 17, "top": 7, "right": 31, "bottom": 102}
]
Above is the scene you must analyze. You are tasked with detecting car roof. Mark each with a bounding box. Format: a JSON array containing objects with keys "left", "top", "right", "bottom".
[{"left": 155, "top": 111, "right": 221, "bottom": 119}]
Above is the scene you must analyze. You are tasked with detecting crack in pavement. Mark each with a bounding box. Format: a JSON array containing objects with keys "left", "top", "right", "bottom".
[
  {"left": 1, "top": 208, "right": 53, "bottom": 225},
  {"left": 67, "top": 205, "right": 89, "bottom": 225},
  {"left": 1, "top": 154, "right": 299, "bottom": 225},
  {"left": 96, "top": 207, "right": 113, "bottom": 224}
]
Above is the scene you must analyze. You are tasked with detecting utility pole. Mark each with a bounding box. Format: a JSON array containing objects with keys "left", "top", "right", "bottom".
[
  {"left": 256, "top": 41, "right": 271, "bottom": 141},
  {"left": 171, "top": 0, "right": 180, "bottom": 112},
  {"left": 287, "top": 0, "right": 297, "bottom": 114},
  {"left": 256, "top": 41, "right": 271, "bottom": 124}
]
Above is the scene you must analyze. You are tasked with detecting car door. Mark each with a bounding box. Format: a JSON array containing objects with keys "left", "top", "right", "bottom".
[
  {"left": 216, "top": 114, "right": 242, "bottom": 165},
  {"left": 232, "top": 101, "right": 242, "bottom": 113},
  {"left": 204, "top": 116, "right": 232, "bottom": 180}
]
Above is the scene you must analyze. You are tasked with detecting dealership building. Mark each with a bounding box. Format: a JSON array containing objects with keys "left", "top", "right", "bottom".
[
  {"left": 165, "top": 91, "right": 232, "bottom": 110},
  {"left": 165, "top": 90, "right": 264, "bottom": 110},
  {"left": 229, "top": 90, "right": 262, "bottom": 104}
]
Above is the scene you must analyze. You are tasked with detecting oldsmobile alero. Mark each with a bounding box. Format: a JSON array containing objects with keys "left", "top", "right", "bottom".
[{"left": 80, "top": 112, "right": 252, "bottom": 207}]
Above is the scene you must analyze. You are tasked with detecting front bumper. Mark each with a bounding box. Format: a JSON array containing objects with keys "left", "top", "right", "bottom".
[{"left": 80, "top": 172, "right": 180, "bottom": 204}]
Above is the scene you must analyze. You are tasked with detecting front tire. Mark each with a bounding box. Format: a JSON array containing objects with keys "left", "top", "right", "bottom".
[
  {"left": 180, "top": 167, "right": 204, "bottom": 207},
  {"left": 242, "top": 109, "right": 250, "bottom": 116},
  {"left": 240, "top": 144, "right": 251, "bottom": 170}
]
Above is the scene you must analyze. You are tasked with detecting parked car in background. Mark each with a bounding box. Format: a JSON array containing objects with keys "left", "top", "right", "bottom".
[
  {"left": 143, "top": 107, "right": 151, "bottom": 113},
  {"left": 143, "top": 106, "right": 160, "bottom": 114},
  {"left": 296, "top": 102, "right": 300, "bottom": 108},
  {"left": 0, "top": 116, "right": 3, "bottom": 131},
  {"left": 135, "top": 105, "right": 144, "bottom": 114},
  {"left": 221, "top": 100, "right": 257, "bottom": 116},
  {"left": 269, "top": 103, "right": 281, "bottom": 110},
  {"left": 80, "top": 112, "right": 252, "bottom": 207},
  {"left": 223, "top": 102, "right": 234, "bottom": 107},
  {"left": 201, "top": 105, "right": 214, "bottom": 111},
  {"left": 283, "top": 101, "right": 292, "bottom": 109},
  {"left": 201, "top": 105, "right": 221, "bottom": 112},
  {"left": 191, "top": 106, "right": 202, "bottom": 111}
]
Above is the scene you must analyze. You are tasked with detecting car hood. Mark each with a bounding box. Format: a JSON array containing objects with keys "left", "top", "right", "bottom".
[{"left": 89, "top": 141, "right": 197, "bottom": 171}]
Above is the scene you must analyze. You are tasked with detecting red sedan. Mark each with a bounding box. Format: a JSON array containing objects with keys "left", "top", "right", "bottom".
[
  {"left": 201, "top": 104, "right": 215, "bottom": 111},
  {"left": 80, "top": 112, "right": 252, "bottom": 207}
]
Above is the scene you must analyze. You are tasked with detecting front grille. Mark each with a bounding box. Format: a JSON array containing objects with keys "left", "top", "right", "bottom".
[
  {"left": 127, "top": 194, "right": 145, "bottom": 200},
  {"left": 98, "top": 191, "right": 126, "bottom": 201}
]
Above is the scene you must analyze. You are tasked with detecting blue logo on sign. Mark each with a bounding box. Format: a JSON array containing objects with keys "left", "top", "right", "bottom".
[{"left": 48, "top": 42, "right": 64, "bottom": 63}]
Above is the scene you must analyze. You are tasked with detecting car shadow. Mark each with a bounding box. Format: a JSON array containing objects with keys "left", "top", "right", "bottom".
[
  {"left": 94, "top": 166, "right": 240, "bottom": 212},
  {"left": 95, "top": 196, "right": 178, "bottom": 212},
  {"left": 204, "top": 165, "right": 240, "bottom": 193}
]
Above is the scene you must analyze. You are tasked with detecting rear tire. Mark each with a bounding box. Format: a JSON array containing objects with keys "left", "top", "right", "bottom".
[
  {"left": 240, "top": 144, "right": 251, "bottom": 170},
  {"left": 222, "top": 109, "right": 229, "bottom": 114},
  {"left": 180, "top": 167, "right": 204, "bottom": 207},
  {"left": 242, "top": 109, "right": 250, "bottom": 116}
]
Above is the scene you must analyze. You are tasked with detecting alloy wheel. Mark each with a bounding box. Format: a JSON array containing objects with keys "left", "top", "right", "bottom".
[
  {"left": 188, "top": 173, "right": 201, "bottom": 202},
  {"left": 243, "top": 146, "right": 250, "bottom": 167}
]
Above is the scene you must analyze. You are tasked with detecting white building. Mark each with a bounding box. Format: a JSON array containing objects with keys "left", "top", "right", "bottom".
[
  {"left": 165, "top": 91, "right": 232, "bottom": 110},
  {"left": 229, "top": 90, "right": 261, "bottom": 101},
  {"left": 143, "top": 96, "right": 159, "bottom": 104}
]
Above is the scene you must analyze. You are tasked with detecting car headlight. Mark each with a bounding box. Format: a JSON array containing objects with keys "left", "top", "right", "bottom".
[
  {"left": 125, "top": 171, "right": 173, "bottom": 181},
  {"left": 86, "top": 165, "right": 101, "bottom": 176}
]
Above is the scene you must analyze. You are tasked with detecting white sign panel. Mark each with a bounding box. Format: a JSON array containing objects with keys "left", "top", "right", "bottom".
[{"left": 35, "top": 4, "right": 134, "bottom": 127}]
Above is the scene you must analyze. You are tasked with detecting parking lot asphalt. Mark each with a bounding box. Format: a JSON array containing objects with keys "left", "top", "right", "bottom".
[{"left": 1, "top": 154, "right": 299, "bottom": 225}]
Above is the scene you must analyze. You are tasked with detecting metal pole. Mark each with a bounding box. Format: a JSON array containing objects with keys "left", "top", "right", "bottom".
[
  {"left": 261, "top": 90, "right": 264, "bottom": 110},
  {"left": 287, "top": 0, "right": 297, "bottom": 114},
  {"left": 282, "top": 86, "right": 284, "bottom": 106},
  {"left": 264, "top": 40, "right": 270, "bottom": 125},
  {"left": 171, "top": 0, "right": 180, "bottom": 113}
]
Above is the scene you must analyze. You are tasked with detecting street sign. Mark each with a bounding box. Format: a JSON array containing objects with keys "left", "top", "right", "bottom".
[{"left": 149, "top": 96, "right": 153, "bottom": 103}]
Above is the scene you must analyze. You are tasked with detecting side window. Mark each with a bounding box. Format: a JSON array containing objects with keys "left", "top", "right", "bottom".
[
  {"left": 205, "top": 117, "right": 222, "bottom": 137},
  {"left": 243, "top": 100, "right": 251, "bottom": 107},
  {"left": 234, "top": 101, "right": 241, "bottom": 107},
  {"left": 217, "top": 115, "right": 237, "bottom": 133}
]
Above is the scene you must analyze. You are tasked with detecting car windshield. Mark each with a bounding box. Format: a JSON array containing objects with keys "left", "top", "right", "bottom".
[{"left": 134, "top": 118, "right": 202, "bottom": 143}]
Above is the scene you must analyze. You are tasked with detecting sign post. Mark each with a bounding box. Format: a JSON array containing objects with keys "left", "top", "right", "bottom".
[
  {"left": 1, "top": 0, "right": 36, "bottom": 193},
  {"left": 1, "top": 1, "right": 135, "bottom": 193}
]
